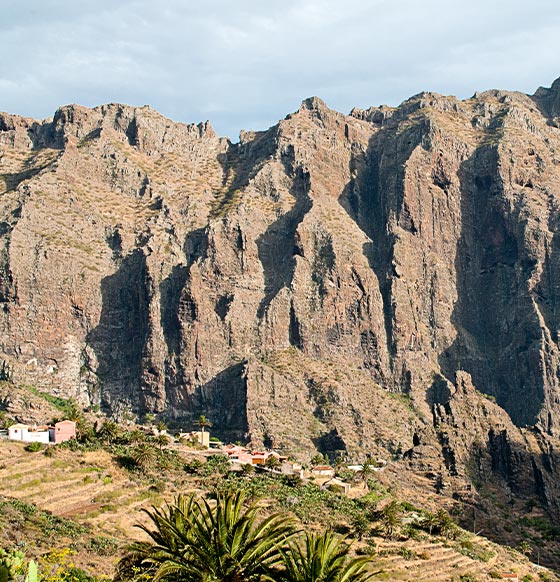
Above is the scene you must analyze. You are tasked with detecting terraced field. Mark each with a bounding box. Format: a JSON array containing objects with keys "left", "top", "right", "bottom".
[
  {"left": 372, "top": 536, "right": 547, "bottom": 581},
  {"left": 0, "top": 440, "right": 554, "bottom": 582},
  {"left": 0, "top": 441, "right": 198, "bottom": 539}
]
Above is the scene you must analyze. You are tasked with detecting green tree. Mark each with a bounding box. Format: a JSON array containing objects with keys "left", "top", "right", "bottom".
[
  {"left": 155, "top": 421, "right": 167, "bottom": 435},
  {"left": 518, "top": 540, "right": 533, "bottom": 558},
  {"left": 423, "top": 509, "right": 458, "bottom": 539},
  {"left": 97, "top": 420, "right": 120, "bottom": 444},
  {"left": 131, "top": 444, "right": 157, "bottom": 474},
  {"left": 359, "top": 459, "right": 375, "bottom": 484},
  {"left": 117, "top": 491, "right": 298, "bottom": 582},
  {"left": 265, "top": 455, "right": 281, "bottom": 470},
  {"left": 196, "top": 415, "right": 212, "bottom": 437},
  {"left": 129, "top": 429, "right": 146, "bottom": 445},
  {"left": 154, "top": 433, "right": 169, "bottom": 452},
  {"left": 378, "top": 501, "right": 401, "bottom": 539},
  {"left": 279, "top": 530, "right": 376, "bottom": 582},
  {"left": 311, "top": 453, "right": 327, "bottom": 467}
]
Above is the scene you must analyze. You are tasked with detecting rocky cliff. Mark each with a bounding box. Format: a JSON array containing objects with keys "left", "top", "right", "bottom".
[{"left": 3, "top": 81, "right": 560, "bottom": 552}]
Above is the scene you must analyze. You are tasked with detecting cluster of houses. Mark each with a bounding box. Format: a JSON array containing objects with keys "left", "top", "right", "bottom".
[
  {"left": 4, "top": 420, "right": 76, "bottom": 444},
  {"left": 223, "top": 444, "right": 304, "bottom": 477},
  {"left": 1, "top": 417, "right": 384, "bottom": 497},
  {"left": 221, "top": 444, "right": 382, "bottom": 495}
]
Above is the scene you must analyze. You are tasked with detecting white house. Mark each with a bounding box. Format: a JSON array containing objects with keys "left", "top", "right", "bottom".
[
  {"left": 311, "top": 465, "right": 336, "bottom": 477},
  {"left": 8, "top": 423, "right": 50, "bottom": 444},
  {"left": 7, "top": 423, "right": 28, "bottom": 441}
]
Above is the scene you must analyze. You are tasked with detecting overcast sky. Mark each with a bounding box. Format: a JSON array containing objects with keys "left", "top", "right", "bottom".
[{"left": 2, "top": 0, "right": 560, "bottom": 140}]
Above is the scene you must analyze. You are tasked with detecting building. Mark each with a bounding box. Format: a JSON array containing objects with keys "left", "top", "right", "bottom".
[
  {"left": 7, "top": 420, "right": 76, "bottom": 444},
  {"left": 322, "top": 478, "right": 351, "bottom": 495},
  {"left": 281, "top": 461, "right": 304, "bottom": 478},
  {"left": 178, "top": 430, "right": 210, "bottom": 448},
  {"left": 8, "top": 423, "right": 50, "bottom": 444},
  {"left": 49, "top": 420, "right": 76, "bottom": 444},
  {"left": 224, "top": 444, "right": 254, "bottom": 464},
  {"left": 500, "top": 574, "right": 518, "bottom": 582},
  {"left": 311, "top": 465, "right": 336, "bottom": 477}
]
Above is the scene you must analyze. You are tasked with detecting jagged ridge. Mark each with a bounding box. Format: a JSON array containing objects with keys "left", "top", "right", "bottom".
[{"left": 3, "top": 79, "right": 560, "bottom": 565}]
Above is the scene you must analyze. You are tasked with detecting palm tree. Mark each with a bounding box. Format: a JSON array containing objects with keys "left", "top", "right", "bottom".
[
  {"left": 196, "top": 415, "right": 212, "bottom": 437},
  {"left": 154, "top": 433, "right": 170, "bottom": 452},
  {"left": 117, "top": 491, "right": 298, "bottom": 582},
  {"left": 131, "top": 443, "right": 157, "bottom": 474},
  {"left": 265, "top": 455, "right": 281, "bottom": 470},
  {"left": 279, "top": 530, "right": 376, "bottom": 582},
  {"left": 378, "top": 500, "right": 401, "bottom": 540},
  {"left": 359, "top": 458, "right": 375, "bottom": 484},
  {"left": 98, "top": 419, "right": 120, "bottom": 444},
  {"left": 129, "top": 428, "right": 146, "bottom": 445}
]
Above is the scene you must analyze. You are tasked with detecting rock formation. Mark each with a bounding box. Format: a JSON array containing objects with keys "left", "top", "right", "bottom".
[{"left": 3, "top": 81, "right": 560, "bottom": 557}]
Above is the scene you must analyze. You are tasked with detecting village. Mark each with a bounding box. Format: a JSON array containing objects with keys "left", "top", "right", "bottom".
[{"left": 1, "top": 418, "right": 387, "bottom": 497}]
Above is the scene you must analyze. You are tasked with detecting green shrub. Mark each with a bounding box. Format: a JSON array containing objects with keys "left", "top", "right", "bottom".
[
  {"left": 24, "top": 442, "right": 42, "bottom": 453},
  {"left": 86, "top": 536, "right": 118, "bottom": 557}
]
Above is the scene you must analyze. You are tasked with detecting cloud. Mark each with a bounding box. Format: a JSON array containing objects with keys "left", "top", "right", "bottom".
[{"left": 1, "top": 0, "right": 559, "bottom": 138}]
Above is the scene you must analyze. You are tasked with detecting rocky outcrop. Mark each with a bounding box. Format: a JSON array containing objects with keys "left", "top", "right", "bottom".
[{"left": 3, "top": 82, "right": 560, "bottom": 539}]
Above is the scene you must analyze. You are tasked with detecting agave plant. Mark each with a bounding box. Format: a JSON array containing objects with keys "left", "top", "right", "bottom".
[{"left": 117, "top": 491, "right": 298, "bottom": 582}]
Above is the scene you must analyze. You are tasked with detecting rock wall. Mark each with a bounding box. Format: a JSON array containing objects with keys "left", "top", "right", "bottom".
[{"left": 2, "top": 83, "right": 560, "bottom": 505}]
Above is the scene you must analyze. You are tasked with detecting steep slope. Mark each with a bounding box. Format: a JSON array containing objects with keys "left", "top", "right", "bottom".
[{"left": 3, "top": 81, "right": 560, "bottom": 565}]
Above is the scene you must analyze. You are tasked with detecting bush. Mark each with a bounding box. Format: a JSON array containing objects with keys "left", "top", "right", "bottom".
[
  {"left": 184, "top": 459, "right": 204, "bottom": 474},
  {"left": 87, "top": 536, "right": 119, "bottom": 556},
  {"left": 202, "top": 454, "right": 230, "bottom": 476},
  {"left": 25, "top": 442, "right": 43, "bottom": 453}
]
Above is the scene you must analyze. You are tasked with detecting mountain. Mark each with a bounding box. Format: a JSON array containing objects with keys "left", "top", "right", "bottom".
[{"left": 3, "top": 79, "right": 560, "bottom": 561}]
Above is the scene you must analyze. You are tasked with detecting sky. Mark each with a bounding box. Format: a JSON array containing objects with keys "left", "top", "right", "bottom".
[{"left": 2, "top": 0, "right": 560, "bottom": 140}]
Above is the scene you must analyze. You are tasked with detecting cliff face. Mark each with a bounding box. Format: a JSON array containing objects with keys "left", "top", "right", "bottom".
[{"left": 3, "top": 83, "right": 560, "bottom": 518}]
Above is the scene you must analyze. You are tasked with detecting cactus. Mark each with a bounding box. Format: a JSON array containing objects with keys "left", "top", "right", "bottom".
[
  {"left": 0, "top": 551, "right": 37, "bottom": 582},
  {"left": 25, "top": 561, "right": 37, "bottom": 582},
  {"left": 0, "top": 549, "right": 24, "bottom": 581}
]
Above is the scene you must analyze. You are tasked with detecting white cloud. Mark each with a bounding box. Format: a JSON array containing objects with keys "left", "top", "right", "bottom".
[{"left": 1, "top": 0, "right": 559, "bottom": 138}]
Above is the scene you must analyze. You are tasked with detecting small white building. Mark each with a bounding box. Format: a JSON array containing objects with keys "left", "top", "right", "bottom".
[
  {"left": 311, "top": 465, "right": 336, "bottom": 477},
  {"left": 281, "top": 461, "right": 304, "bottom": 478},
  {"left": 177, "top": 430, "right": 210, "bottom": 448},
  {"left": 322, "top": 477, "right": 351, "bottom": 495},
  {"left": 8, "top": 423, "right": 50, "bottom": 444},
  {"left": 8, "top": 423, "right": 28, "bottom": 441}
]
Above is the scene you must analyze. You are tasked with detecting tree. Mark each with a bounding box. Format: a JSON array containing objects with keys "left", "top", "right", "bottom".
[
  {"left": 378, "top": 501, "right": 401, "bottom": 540},
  {"left": 131, "top": 444, "right": 157, "bottom": 474},
  {"left": 423, "top": 509, "right": 458, "bottom": 539},
  {"left": 155, "top": 421, "right": 167, "bottom": 435},
  {"left": 279, "top": 530, "right": 376, "bottom": 582},
  {"left": 359, "top": 459, "right": 375, "bottom": 484},
  {"left": 129, "top": 429, "right": 146, "bottom": 445},
  {"left": 196, "top": 415, "right": 212, "bottom": 437},
  {"left": 311, "top": 453, "right": 327, "bottom": 467},
  {"left": 518, "top": 540, "right": 533, "bottom": 558},
  {"left": 154, "top": 433, "right": 169, "bottom": 452},
  {"left": 265, "top": 455, "right": 281, "bottom": 470},
  {"left": 351, "top": 513, "right": 370, "bottom": 542},
  {"left": 117, "top": 491, "right": 298, "bottom": 582},
  {"left": 98, "top": 420, "right": 120, "bottom": 444}
]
